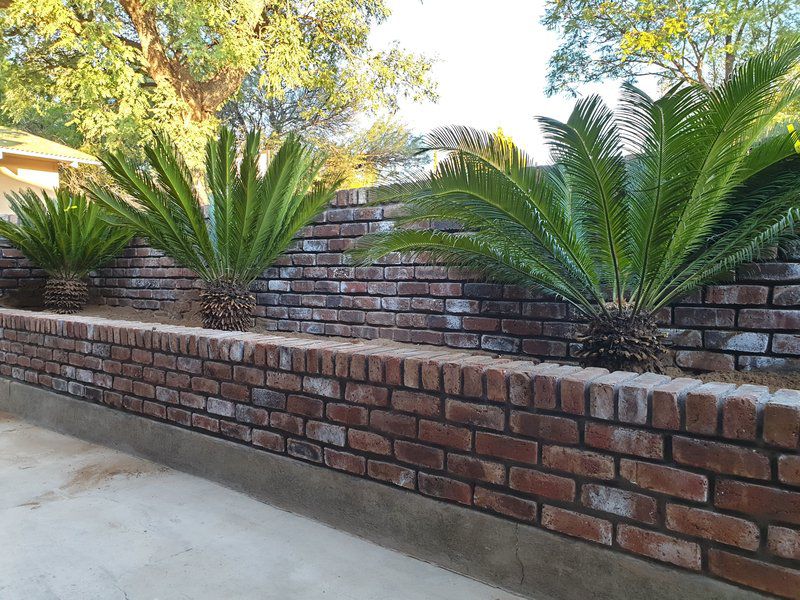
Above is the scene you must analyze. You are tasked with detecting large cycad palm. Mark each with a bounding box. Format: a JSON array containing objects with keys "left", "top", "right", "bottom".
[
  {"left": 88, "top": 128, "right": 339, "bottom": 331},
  {"left": 354, "top": 44, "right": 800, "bottom": 372}
]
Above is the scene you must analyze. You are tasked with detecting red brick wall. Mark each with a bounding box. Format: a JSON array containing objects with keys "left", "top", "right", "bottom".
[
  {"left": 2, "top": 188, "right": 799, "bottom": 371},
  {"left": 1, "top": 308, "right": 799, "bottom": 598}
]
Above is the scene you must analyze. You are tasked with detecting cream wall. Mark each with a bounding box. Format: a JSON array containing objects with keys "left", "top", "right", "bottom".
[{"left": 0, "top": 155, "right": 60, "bottom": 213}]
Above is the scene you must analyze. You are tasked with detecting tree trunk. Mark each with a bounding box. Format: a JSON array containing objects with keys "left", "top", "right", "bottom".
[
  {"left": 199, "top": 280, "right": 256, "bottom": 331},
  {"left": 724, "top": 34, "right": 735, "bottom": 81},
  {"left": 576, "top": 309, "right": 667, "bottom": 373},
  {"left": 44, "top": 276, "right": 88, "bottom": 314}
]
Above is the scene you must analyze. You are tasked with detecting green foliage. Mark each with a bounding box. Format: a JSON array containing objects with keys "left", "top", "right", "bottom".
[
  {"left": 0, "top": 0, "right": 435, "bottom": 169},
  {"left": 354, "top": 44, "right": 800, "bottom": 323},
  {"left": 0, "top": 188, "right": 132, "bottom": 279},
  {"left": 88, "top": 127, "right": 340, "bottom": 288},
  {"left": 543, "top": 0, "right": 800, "bottom": 95}
]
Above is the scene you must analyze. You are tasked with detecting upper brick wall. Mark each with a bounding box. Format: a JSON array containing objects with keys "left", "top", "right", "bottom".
[
  {"left": 0, "top": 308, "right": 799, "bottom": 598},
  {"left": 1, "top": 188, "right": 799, "bottom": 372}
]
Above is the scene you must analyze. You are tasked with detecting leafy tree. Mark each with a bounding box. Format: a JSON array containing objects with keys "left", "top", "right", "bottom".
[
  {"left": 543, "top": 0, "right": 800, "bottom": 95},
  {"left": 87, "top": 128, "right": 340, "bottom": 331},
  {"left": 0, "top": 0, "right": 434, "bottom": 168},
  {"left": 0, "top": 189, "right": 132, "bottom": 313},
  {"left": 354, "top": 44, "right": 800, "bottom": 372}
]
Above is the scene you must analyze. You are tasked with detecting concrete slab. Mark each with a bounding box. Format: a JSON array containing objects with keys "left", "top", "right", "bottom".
[{"left": 0, "top": 413, "right": 523, "bottom": 600}]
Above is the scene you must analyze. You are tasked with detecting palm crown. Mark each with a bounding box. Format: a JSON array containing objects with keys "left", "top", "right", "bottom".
[
  {"left": 354, "top": 44, "right": 800, "bottom": 371},
  {"left": 88, "top": 127, "right": 339, "bottom": 330}
]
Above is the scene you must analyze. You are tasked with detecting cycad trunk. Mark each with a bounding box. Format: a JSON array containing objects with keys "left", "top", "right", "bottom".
[
  {"left": 44, "top": 276, "right": 88, "bottom": 314},
  {"left": 200, "top": 280, "right": 255, "bottom": 331},
  {"left": 576, "top": 309, "right": 666, "bottom": 373}
]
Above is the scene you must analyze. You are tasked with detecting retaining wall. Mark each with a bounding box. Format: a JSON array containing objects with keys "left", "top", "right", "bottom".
[
  {"left": 0, "top": 308, "right": 799, "bottom": 598},
  {"left": 1, "top": 188, "right": 799, "bottom": 371}
]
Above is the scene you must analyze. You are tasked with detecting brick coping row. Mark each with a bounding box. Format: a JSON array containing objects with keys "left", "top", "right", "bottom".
[{"left": 1, "top": 307, "right": 799, "bottom": 599}]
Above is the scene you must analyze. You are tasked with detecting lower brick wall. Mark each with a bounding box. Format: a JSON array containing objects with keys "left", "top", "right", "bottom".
[{"left": 1, "top": 308, "right": 799, "bottom": 597}]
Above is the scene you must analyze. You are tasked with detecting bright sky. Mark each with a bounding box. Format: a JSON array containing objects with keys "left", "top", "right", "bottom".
[{"left": 370, "top": 0, "right": 660, "bottom": 162}]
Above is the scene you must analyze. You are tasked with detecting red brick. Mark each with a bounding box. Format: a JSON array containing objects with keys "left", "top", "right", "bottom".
[
  {"left": 203, "top": 360, "right": 231, "bottom": 379},
  {"left": 685, "top": 382, "right": 736, "bottom": 435},
  {"left": 302, "top": 375, "right": 341, "bottom": 398},
  {"left": 191, "top": 376, "right": 219, "bottom": 395},
  {"left": 142, "top": 401, "right": 166, "bottom": 419},
  {"left": 484, "top": 364, "right": 509, "bottom": 402},
  {"left": 651, "top": 378, "right": 701, "bottom": 430},
  {"left": 763, "top": 389, "right": 800, "bottom": 449},
  {"left": 391, "top": 389, "right": 441, "bottom": 417},
  {"left": 509, "top": 411, "right": 579, "bottom": 444},
  {"left": 367, "top": 460, "right": 416, "bottom": 488},
  {"left": 324, "top": 448, "right": 366, "bottom": 475},
  {"left": 370, "top": 410, "right": 416, "bottom": 438},
  {"left": 306, "top": 421, "right": 346, "bottom": 446},
  {"left": 709, "top": 549, "right": 800, "bottom": 599},
  {"left": 220, "top": 382, "right": 248, "bottom": 401},
  {"left": 287, "top": 439, "right": 322, "bottom": 462},
  {"left": 475, "top": 432, "right": 537, "bottom": 464},
  {"left": 616, "top": 374, "right": 669, "bottom": 425},
  {"left": 705, "top": 285, "right": 768, "bottom": 304},
  {"left": 739, "top": 308, "right": 800, "bottom": 330},
  {"left": 220, "top": 420, "right": 251, "bottom": 441},
  {"left": 779, "top": 455, "right": 800, "bottom": 486},
  {"left": 447, "top": 454, "right": 505, "bottom": 484},
  {"left": 542, "top": 445, "right": 615, "bottom": 480},
  {"left": 533, "top": 365, "right": 581, "bottom": 410},
  {"left": 326, "top": 403, "right": 367, "bottom": 426},
  {"left": 672, "top": 436, "right": 770, "bottom": 480},
  {"left": 589, "top": 371, "right": 638, "bottom": 420},
  {"left": 581, "top": 484, "right": 658, "bottom": 524},
  {"left": 768, "top": 526, "right": 800, "bottom": 560},
  {"left": 474, "top": 487, "right": 536, "bottom": 522},
  {"left": 541, "top": 505, "right": 612, "bottom": 545},
  {"left": 721, "top": 385, "right": 769, "bottom": 441},
  {"left": 675, "top": 350, "right": 735, "bottom": 372},
  {"left": 264, "top": 370, "right": 302, "bottom": 392},
  {"left": 509, "top": 467, "right": 575, "bottom": 502},
  {"left": 344, "top": 382, "right": 389, "bottom": 406},
  {"left": 418, "top": 473, "right": 472, "bottom": 505},
  {"left": 620, "top": 459, "right": 707, "bottom": 502},
  {"left": 235, "top": 405, "right": 269, "bottom": 426},
  {"left": 584, "top": 423, "right": 663, "bottom": 459},
  {"left": 394, "top": 440, "right": 444, "bottom": 469},
  {"left": 286, "top": 394, "right": 323, "bottom": 418},
  {"left": 192, "top": 414, "right": 219, "bottom": 432},
  {"left": 270, "top": 412, "right": 304, "bottom": 435},
  {"left": 419, "top": 420, "right": 471, "bottom": 450},
  {"left": 166, "top": 407, "right": 191, "bottom": 426},
  {"left": 445, "top": 399, "right": 504, "bottom": 431},
  {"left": 666, "top": 504, "right": 759, "bottom": 550},
  {"left": 617, "top": 525, "right": 701, "bottom": 571},
  {"left": 348, "top": 429, "right": 391, "bottom": 455},
  {"left": 508, "top": 371, "right": 533, "bottom": 407},
  {"left": 252, "top": 429, "right": 284, "bottom": 452},
  {"left": 715, "top": 479, "right": 800, "bottom": 525}
]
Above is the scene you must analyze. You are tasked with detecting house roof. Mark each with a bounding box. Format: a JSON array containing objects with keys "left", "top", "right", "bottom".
[{"left": 0, "top": 127, "right": 99, "bottom": 165}]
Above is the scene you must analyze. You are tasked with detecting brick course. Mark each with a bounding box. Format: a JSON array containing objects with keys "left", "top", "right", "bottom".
[{"left": 0, "top": 308, "right": 799, "bottom": 598}]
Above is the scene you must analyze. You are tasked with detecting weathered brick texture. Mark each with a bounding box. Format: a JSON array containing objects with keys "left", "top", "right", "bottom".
[
  {"left": 1, "top": 308, "right": 799, "bottom": 598},
  {"left": 3, "top": 188, "right": 800, "bottom": 371}
]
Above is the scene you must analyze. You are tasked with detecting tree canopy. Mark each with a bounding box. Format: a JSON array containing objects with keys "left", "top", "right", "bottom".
[
  {"left": 543, "top": 0, "right": 800, "bottom": 96},
  {"left": 0, "top": 0, "right": 435, "bottom": 168}
]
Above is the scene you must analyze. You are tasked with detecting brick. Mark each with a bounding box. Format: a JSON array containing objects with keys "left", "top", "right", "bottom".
[
  {"left": 620, "top": 459, "right": 707, "bottom": 502},
  {"left": 370, "top": 410, "right": 416, "bottom": 438},
  {"left": 715, "top": 479, "right": 800, "bottom": 525},
  {"left": 675, "top": 350, "right": 735, "bottom": 372},
  {"left": 447, "top": 454, "right": 505, "bottom": 485},
  {"left": 419, "top": 420, "right": 471, "bottom": 450},
  {"left": 221, "top": 382, "right": 248, "bottom": 401},
  {"left": 672, "top": 437, "right": 770, "bottom": 480},
  {"left": 589, "top": 371, "right": 638, "bottom": 420},
  {"left": 541, "top": 505, "right": 612, "bottom": 545},
  {"left": 581, "top": 484, "right": 658, "bottom": 524},
  {"left": 533, "top": 365, "right": 581, "bottom": 410},
  {"left": 302, "top": 376, "right": 341, "bottom": 398},
  {"left": 509, "top": 412, "right": 579, "bottom": 444},
  {"left": 616, "top": 374, "right": 669, "bottom": 425},
  {"left": 306, "top": 421, "right": 346, "bottom": 446},
  {"left": 344, "top": 382, "right": 389, "bottom": 406},
  {"left": 774, "top": 333, "right": 800, "bottom": 355},
  {"left": 651, "top": 378, "right": 701, "bottom": 430},
  {"left": 617, "top": 525, "right": 701, "bottom": 571},
  {"left": 394, "top": 440, "right": 444, "bottom": 469},
  {"left": 474, "top": 487, "right": 537, "bottom": 522},
  {"left": 685, "top": 382, "right": 736, "bottom": 435},
  {"left": 348, "top": 429, "right": 391, "bottom": 455},
  {"left": 264, "top": 370, "right": 302, "bottom": 392},
  {"left": 768, "top": 526, "right": 800, "bottom": 560},
  {"left": 738, "top": 308, "right": 800, "bottom": 330},
  {"left": 584, "top": 422, "right": 663, "bottom": 459},
  {"left": 559, "top": 367, "right": 608, "bottom": 415},
  {"left": 270, "top": 412, "right": 304, "bottom": 435},
  {"left": 326, "top": 403, "right": 367, "bottom": 426},
  {"left": 665, "top": 504, "right": 759, "bottom": 550},
  {"left": 508, "top": 371, "right": 533, "bottom": 407},
  {"left": 705, "top": 285, "right": 768, "bottom": 304},
  {"left": 709, "top": 549, "right": 800, "bottom": 599},
  {"left": 287, "top": 439, "right": 322, "bottom": 462},
  {"left": 542, "top": 445, "right": 615, "bottom": 480},
  {"left": 203, "top": 360, "right": 231, "bottom": 379},
  {"left": 236, "top": 405, "right": 269, "bottom": 426},
  {"left": 763, "top": 389, "right": 800, "bottom": 449},
  {"left": 721, "top": 385, "right": 769, "bottom": 441},
  {"left": 252, "top": 388, "right": 286, "bottom": 409},
  {"left": 418, "top": 473, "right": 472, "bottom": 505},
  {"left": 192, "top": 414, "right": 219, "bottom": 432},
  {"left": 704, "top": 331, "right": 769, "bottom": 352},
  {"left": 391, "top": 389, "right": 441, "bottom": 417},
  {"left": 367, "top": 461, "right": 416, "bottom": 489},
  {"left": 674, "top": 306, "right": 735, "bottom": 327},
  {"left": 774, "top": 285, "right": 800, "bottom": 306},
  {"left": 445, "top": 399, "right": 504, "bottom": 431},
  {"left": 206, "top": 397, "right": 235, "bottom": 417},
  {"left": 286, "top": 394, "right": 324, "bottom": 418},
  {"left": 475, "top": 432, "right": 537, "bottom": 464},
  {"left": 509, "top": 467, "right": 575, "bottom": 502},
  {"left": 779, "top": 455, "right": 800, "bottom": 486},
  {"left": 324, "top": 449, "right": 365, "bottom": 475}
]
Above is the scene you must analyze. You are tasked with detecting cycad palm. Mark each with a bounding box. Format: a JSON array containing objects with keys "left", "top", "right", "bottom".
[
  {"left": 0, "top": 189, "right": 132, "bottom": 313},
  {"left": 88, "top": 128, "right": 339, "bottom": 330},
  {"left": 354, "top": 44, "right": 800, "bottom": 372}
]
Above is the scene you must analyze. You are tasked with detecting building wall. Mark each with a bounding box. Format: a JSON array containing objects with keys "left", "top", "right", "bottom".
[
  {"left": 0, "top": 308, "right": 798, "bottom": 598},
  {"left": 0, "top": 154, "right": 59, "bottom": 212}
]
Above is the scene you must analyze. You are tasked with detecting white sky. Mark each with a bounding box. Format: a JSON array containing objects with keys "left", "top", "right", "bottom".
[{"left": 370, "top": 0, "right": 660, "bottom": 161}]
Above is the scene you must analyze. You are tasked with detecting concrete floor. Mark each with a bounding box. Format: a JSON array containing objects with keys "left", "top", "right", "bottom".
[{"left": 0, "top": 412, "right": 524, "bottom": 600}]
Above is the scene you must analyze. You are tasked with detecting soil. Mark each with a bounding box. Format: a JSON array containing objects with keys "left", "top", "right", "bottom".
[{"left": 4, "top": 302, "right": 799, "bottom": 392}]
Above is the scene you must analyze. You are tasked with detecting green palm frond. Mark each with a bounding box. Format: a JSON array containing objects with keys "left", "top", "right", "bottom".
[
  {"left": 87, "top": 127, "right": 340, "bottom": 289},
  {"left": 0, "top": 188, "right": 132, "bottom": 279}
]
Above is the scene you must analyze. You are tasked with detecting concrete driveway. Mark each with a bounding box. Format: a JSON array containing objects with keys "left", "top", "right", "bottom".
[{"left": 0, "top": 412, "right": 524, "bottom": 600}]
